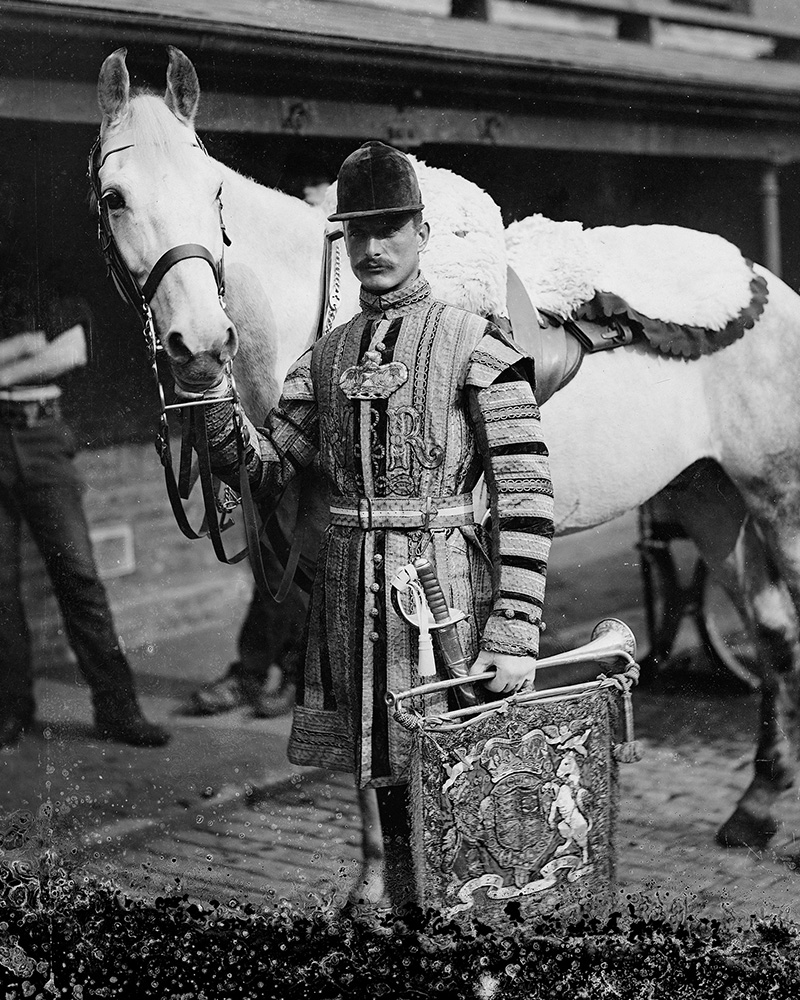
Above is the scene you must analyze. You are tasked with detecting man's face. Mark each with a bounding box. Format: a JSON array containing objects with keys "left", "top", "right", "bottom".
[{"left": 343, "top": 214, "right": 429, "bottom": 294}]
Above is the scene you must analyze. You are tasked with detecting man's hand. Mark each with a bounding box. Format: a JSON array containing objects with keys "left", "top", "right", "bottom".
[
  {"left": 469, "top": 649, "right": 537, "bottom": 695},
  {"left": 0, "top": 331, "right": 47, "bottom": 369},
  {"left": 0, "top": 325, "right": 85, "bottom": 387}
]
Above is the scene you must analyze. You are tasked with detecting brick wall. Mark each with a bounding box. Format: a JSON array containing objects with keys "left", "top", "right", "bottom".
[{"left": 21, "top": 442, "right": 254, "bottom": 669}]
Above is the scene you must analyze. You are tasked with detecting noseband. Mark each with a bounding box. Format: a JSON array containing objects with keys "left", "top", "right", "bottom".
[{"left": 87, "top": 132, "right": 308, "bottom": 603}]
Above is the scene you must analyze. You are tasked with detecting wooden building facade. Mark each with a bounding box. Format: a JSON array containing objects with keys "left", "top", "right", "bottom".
[{"left": 2, "top": 0, "right": 800, "bottom": 653}]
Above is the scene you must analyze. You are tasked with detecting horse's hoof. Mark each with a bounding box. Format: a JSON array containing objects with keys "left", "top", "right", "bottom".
[{"left": 716, "top": 809, "right": 778, "bottom": 851}]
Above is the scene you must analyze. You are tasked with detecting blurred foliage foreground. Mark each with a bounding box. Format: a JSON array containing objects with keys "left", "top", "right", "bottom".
[{"left": 2, "top": 846, "right": 800, "bottom": 1000}]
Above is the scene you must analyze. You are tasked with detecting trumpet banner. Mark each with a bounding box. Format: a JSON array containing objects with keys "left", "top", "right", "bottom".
[{"left": 409, "top": 684, "right": 626, "bottom": 927}]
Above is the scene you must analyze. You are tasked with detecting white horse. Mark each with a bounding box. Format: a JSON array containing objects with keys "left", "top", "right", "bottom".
[{"left": 94, "top": 48, "right": 800, "bottom": 875}]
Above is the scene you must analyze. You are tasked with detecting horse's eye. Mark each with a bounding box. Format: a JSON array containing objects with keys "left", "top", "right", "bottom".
[{"left": 101, "top": 190, "right": 125, "bottom": 211}]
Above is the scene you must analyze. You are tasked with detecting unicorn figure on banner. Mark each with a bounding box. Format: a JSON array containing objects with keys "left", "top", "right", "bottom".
[{"left": 93, "top": 47, "right": 800, "bottom": 900}]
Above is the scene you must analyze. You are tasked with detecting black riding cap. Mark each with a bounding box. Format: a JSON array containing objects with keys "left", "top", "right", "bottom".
[{"left": 328, "top": 141, "right": 424, "bottom": 222}]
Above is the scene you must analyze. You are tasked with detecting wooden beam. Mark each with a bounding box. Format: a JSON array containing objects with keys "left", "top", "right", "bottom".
[
  {"left": 8, "top": 0, "right": 799, "bottom": 41},
  {"left": 6, "top": 0, "right": 800, "bottom": 94},
  {"left": 3, "top": 75, "right": 800, "bottom": 164},
  {"left": 499, "top": 0, "right": 797, "bottom": 39},
  {"left": 0, "top": 76, "right": 98, "bottom": 125}
]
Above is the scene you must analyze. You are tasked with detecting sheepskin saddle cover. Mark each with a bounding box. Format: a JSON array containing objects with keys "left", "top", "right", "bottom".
[{"left": 505, "top": 215, "right": 768, "bottom": 358}]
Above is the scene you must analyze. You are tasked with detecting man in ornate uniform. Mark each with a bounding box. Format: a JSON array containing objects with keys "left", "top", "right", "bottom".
[{"left": 177, "top": 142, "right": 554, "bottom": 906}]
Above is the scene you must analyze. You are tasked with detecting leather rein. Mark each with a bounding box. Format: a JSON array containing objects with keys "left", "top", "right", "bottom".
[{"left": 88, "top": 133, "right": 329, "bottom": 602}]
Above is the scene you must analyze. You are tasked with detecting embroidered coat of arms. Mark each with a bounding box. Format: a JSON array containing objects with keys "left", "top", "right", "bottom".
[{"left": 414, "top": 688, "right": 621, "bottom": 923}]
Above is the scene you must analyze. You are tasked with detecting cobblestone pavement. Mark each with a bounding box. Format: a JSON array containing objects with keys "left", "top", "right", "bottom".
[
  {"left": 619, "top": 738, "right": 800, "bottom": 923},
  {"left": 62, "top": 689, "right": 800, "bottom": 926},
  {"left": 76, "top": 768, "right": 365, "bottom": 910},
  {"left": 5, "top": 514, "right": 800, "bottom": 925}
]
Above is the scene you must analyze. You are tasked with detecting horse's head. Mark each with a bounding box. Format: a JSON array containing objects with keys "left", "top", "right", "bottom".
[{"left": 94, "top": 47, "right": 236, "bottom": 389}]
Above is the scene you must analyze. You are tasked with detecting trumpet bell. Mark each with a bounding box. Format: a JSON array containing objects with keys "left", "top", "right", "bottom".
[
  {"left": 589, "top": 617, "right": 637, "bottom": 666},
  {"left": 536, "top": 617, "right": 637, "bottom": 673}
]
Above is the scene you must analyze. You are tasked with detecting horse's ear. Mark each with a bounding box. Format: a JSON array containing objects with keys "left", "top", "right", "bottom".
[
  {"left": 165, "top": 46, "right": 200, "bottom": 126},
  {"left": 97, "top": 48, "right": 130, "bottom": 125}
]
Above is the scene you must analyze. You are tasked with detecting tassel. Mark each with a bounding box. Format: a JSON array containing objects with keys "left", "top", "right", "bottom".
[
  {"left": 393, "top": 708, "right": 425, "bottom": 733},
  {"left": 415, "top": 583, "right": 436, "bottom": 677},
  {"left": 614, "top": 741, "right": 643, "bottom": 764},
  {"left": 613, "top": 685, "right": 643, "bottom": 763}
]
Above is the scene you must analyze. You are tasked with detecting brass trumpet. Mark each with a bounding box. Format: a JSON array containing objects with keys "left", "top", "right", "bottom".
[{"left": 386, "top": 617, "right": 637, "bottom": 711}]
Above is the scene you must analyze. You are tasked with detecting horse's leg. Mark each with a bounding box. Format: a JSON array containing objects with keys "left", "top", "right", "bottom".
[
  {"left": 717, "top": 461, "right": 800, "bottom": 849},
  {"left": 346, "top": 787, "right": 387, "bottom": 907},
  {"left": 714, "top": 522, "right": 798, "bottom": 849},
  {"left": 657, "top": 462, "right": 799, "bottom": 850}
]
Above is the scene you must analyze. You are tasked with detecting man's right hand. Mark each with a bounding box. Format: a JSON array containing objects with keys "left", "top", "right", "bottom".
[{"left": 469, "top": 649, "right": 537, "bottom": 694}]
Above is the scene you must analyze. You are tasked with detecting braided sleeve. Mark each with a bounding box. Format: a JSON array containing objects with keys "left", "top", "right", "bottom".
[
  {"left": 202, "top": 350, "right": 319, "bottom": 506},
  {"left": 466, "top": 329, "right": 554, "bottom": 657}
]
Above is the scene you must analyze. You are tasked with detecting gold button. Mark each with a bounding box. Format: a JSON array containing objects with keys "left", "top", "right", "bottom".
[
  {"left": 373, "top": 553, "right": 383, "bottom": 566},
  {"left": 370, "top": 583, "right": 380, "bottom": 593},
  {"left": 504, "top": 609, "right": 515, "bottom": 619},
  {"left": 369, "top": 631, "right": 380, "bottom": 642},
  {"left": 370, "top": 608, "right": 380, "bottom": 618}
]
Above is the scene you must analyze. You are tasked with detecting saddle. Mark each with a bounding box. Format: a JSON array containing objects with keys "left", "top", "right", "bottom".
[{"left": 497, "top": 266, "right": 635, "bottom": 405}]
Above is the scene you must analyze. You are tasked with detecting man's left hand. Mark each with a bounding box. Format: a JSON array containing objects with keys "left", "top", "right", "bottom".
[{"left": 469, "top": 649, "right": 537, "bottom": 694}]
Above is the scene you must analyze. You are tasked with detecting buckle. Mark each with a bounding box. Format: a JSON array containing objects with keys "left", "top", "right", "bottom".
[
  {"left": 422, "top": 496, "right": 439, "bottom": 532},
  {"left": 358, "top": 497, "right": 374, "bottom": 530}
]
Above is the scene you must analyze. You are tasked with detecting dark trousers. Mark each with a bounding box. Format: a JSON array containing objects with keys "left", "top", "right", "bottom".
[
  {"left": 0, "top": 419, "right": 136, "bottom": 711},
  {"left": 235, "top": 571, "right": 307, "bottom": 682}
]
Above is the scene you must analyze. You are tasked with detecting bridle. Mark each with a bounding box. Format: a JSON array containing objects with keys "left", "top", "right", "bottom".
[
  {"left": 88, "top": 131, "right": 229, "bottom": 335},
  {"left": 88, "top": 131, "right": 313, "bottom": 602}
]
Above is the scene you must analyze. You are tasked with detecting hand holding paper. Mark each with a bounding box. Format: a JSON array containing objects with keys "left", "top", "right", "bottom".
[{"left": 0, "top": 324, "right": 87, "bottom": 387}]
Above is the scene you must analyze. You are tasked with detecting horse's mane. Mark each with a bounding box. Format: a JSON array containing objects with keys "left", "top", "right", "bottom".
[
  {"left": 90, "top": 93, "right": 204, "bottom": 212},
  {"left": 122, "top": 93, "right": 201, "bottom": 166}
]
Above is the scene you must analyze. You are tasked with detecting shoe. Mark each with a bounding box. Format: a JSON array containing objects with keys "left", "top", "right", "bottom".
[
  {"left": 184, "top": 665, "right": 262, "bottom": 716},
  {"left": 252, "top": 680, "right": 296, "bottom": 719},
  {"left": 0, "top": 697, "right": 35, "bottom": 748},
  {"left": 94, "top": 701, "right": 171, "bottom": 748}
]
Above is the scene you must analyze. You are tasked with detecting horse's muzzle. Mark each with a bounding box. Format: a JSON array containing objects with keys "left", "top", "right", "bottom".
[
  {"left": 165, "top": 321, "right": 237, "bottom": 363},
  {"left": 169, "top": 348, "right": 232, "bottom": 392}
]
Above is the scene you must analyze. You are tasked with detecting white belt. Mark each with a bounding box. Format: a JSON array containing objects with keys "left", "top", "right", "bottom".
[{"left": 328, "top": 496, "right": 475, "bottom": 531}]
